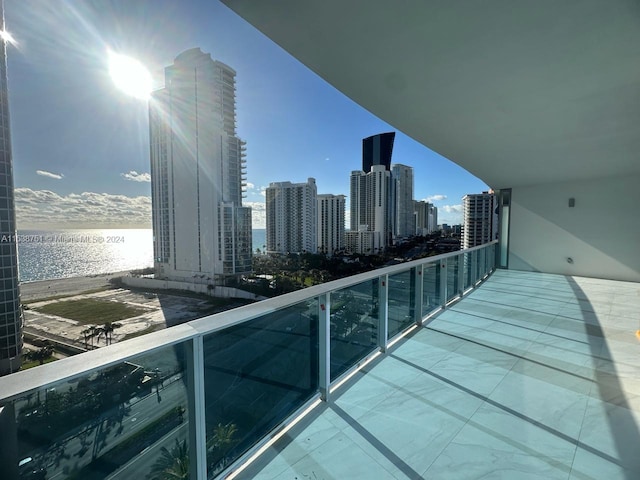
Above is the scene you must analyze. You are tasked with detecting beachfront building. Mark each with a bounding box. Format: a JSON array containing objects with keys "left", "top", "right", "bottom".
[
  {"left": 265, "top": 178, "right": 317, "bottom": 254},
  {"left": 317, "top": 194, "right": 345, "bottom": 255},
  {"left": 0, "top": 3, "right": 22, "bottom": 377},
  {"left": 149, "top": 48, "right": 252, "bottom": 285}
]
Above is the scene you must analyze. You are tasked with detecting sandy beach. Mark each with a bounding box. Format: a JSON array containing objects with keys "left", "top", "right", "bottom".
[{"left": 20, "top": 271, "right": 129, "bottom": 303}]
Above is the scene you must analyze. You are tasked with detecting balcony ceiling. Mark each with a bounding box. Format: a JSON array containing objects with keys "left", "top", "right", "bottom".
[{"left": 222, "top": 0, "right": 640, "bottom": 188}]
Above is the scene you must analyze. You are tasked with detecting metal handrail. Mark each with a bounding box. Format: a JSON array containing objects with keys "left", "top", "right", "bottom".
[{"left": 0, "top": 240, "right": 497, "bottom": 402}]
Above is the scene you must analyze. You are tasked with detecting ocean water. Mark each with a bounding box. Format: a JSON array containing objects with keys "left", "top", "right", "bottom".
[{"left": 17, "top": 228, "right": 267, "bottom": 283}]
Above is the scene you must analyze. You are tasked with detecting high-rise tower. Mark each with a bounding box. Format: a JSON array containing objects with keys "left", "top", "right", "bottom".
[
  {"left": 390, "top": 164, "right": 414, "bottom": 241},
  {"left": 462, "top": 191, "right": 498, "bottom": 248},
  {"left": 317, "top": 194, "right": 345, "bottom": 255},
  {"left": 362, "top": 132, "right": 395, "bottom": 173},
  {"left": 0, "top": 3, "right": 22, "bottom": 377},
  {"left": 266, "top": 178, "right": 317, "bottom": 254},
  {"left": 348, "top": 165, "right": 390, "bottom": 253},
  {"left": 149, "top": 48, "right": 252, "bottom": 284}
]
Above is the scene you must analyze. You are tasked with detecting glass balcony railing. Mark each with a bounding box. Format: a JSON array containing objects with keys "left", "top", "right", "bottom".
[{"left": 0, "top": 241, "right": 496, "bottom": 480}]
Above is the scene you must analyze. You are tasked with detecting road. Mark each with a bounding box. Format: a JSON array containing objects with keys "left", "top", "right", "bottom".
[
  {"left": 26, "top": 377, "right": 187, "bottom": 480},
  {"left": 106, "top": 423, "right": 188, "bottom": 480}
]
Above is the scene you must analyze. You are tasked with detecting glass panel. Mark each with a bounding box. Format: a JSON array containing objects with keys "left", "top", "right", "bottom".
[
  {"left": 464, "top": 251, "right": 473, "bottom": 290},
  {"left": 2, "top": 343, "right": 190, "bottom": 480},
  {"left": 489, "top": 244, "right": 496, "bottom": 271},
  {"left": 446, "top": 255, "right": 459, "bottom": 302},
  {"left": 387, "top": 270, "right": 415, "bottom": 339},
  {"left": 330, "top": 279, "right": 379, "bottom": 380},
  {"left": 499, "top": 189, "right": 511, "bottom": 268},
  {"left": 422, "top": 263, "right": 440, "bottom": 316},
  {"left": 203, "top": 300, "right": 318, "bottom": 477},
  {"left": 478, "top": 248, "right": 486, "bottom": 279}
]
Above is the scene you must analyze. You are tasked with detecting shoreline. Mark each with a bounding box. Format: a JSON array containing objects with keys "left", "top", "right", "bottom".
[{"left": 20, "top": 271, "right": 131, "bottom": 303}]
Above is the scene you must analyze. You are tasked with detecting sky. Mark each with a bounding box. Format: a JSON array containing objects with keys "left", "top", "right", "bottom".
[{"left": 6, "top": 0, "right": 487, "bottom": 230}]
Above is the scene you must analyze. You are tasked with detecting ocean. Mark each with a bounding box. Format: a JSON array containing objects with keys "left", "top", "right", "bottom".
[{"left": 16, "top": 228, "right": 267, "bottom": 283}]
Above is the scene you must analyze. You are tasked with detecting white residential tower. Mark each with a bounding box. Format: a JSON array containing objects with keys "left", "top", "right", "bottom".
[{"left": 149, "top": 48, "right": 252, "bottom": 284}]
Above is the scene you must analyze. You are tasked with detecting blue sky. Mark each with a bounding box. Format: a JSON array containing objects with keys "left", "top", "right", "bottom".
[{"left": 7, "top": 0, "right": 487, "bottom": 229}]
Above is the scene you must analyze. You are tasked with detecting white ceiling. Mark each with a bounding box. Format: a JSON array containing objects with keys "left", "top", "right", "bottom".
[{"left": 223, "top": 0, "right": 640, "bottom": 189}]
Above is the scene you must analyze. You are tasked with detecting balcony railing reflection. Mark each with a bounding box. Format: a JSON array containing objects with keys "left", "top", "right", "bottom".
[{"left": 0, "top": 241, "right": 496, "bottom": 480}]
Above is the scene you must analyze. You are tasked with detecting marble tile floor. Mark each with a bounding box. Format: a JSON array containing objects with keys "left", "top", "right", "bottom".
[{"left": 238, "top": 270, "right": 640, "bottom": 480}]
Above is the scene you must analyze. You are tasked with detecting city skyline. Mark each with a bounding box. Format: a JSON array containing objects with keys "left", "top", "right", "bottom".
[{"left": 5, "top": 1, "right": 487, "bottom": 230}]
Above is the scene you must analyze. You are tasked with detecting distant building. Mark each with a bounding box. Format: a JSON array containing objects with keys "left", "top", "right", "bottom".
[
  {"left": 345, "top": 231, "right": 377, "bottom": 255},
  {"left": 428, "top": 203, "right": 438, "bottom": 233},
  {"left": 462, "top": 191, "right": 498, "bottom": 248},
  {"left": 349, "top": 170, "right": 367, "bottom": 232},
  {"left": 149, "top": 48, "right": 252, "bottom": 284},
  {"left": 317, "top": 194, "right": 345, "bottom": 255},
  {"left": 0, "top": 3, "right": 22, "bottom": 376},
  {"left": 349, "top": 165, "right": 390, "bottom": 253},
  {"left": 414, "top": 200, "right": 438, "bottom": 236},
  {"left": 362, "top": 132, "right": 395, "bottom": 172},
  {"left": 390, "top": 164, "right": 415, "bottom": 241},
  {"left": 266, "top": 178, "right": 317, "bottom": 254}
]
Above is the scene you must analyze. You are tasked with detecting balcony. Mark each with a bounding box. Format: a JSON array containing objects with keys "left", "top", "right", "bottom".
[
  {"left": 2, "top": 241, "right": 638, "bottom": 479},
  {"left": 242, "top": 269, "right": 640, "bottom": 479}
]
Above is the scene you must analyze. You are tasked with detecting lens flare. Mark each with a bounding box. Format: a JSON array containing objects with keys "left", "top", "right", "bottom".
[
  {"left": 0, "top": 30, "right": 16, "bottom": 45},
  {"left": 108, "top": 50, "right": 152, "bottom": 100}
]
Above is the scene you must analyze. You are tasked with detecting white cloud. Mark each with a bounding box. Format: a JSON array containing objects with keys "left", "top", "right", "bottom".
[
  {"left": 121, "top": 171, "right": 151, "bottom": 182},
  {"left": 244, "top": 201, "right": 265, "bottom": 229},
  {"left": 15, "top": 188, "right": 151, "bottom": 228},
  {"left": 438, "top": 204, "right": 463, "bottom": 225},
  {"left": 259, "top": 187, "right": 266, "bottom": 197},
  {"left": 441, "top": 204, "right": 462, "bottom": 213},
  {"left": 422, "top": 194, "right": 447, "bottom": 202},
  {"left": 246, "top": 182, "right": 255, "bottom": 190},
  {"left": 36, "top": 170, "right": 63, "bottom": 180}
]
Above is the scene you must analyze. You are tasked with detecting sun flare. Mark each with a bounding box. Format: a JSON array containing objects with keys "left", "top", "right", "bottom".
[
  {"left": 0, "top": 30, "right": 16, "bottom": 45},
  {"left": 108, "top": 51, "right": 152, "bottom": 100}
]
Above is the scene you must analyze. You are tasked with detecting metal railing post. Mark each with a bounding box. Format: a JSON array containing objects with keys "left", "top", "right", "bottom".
[
  {"left": 378, "top": 275, "right": 389, "bottom": 352},
  {"left": 472, "top": 250, "right": 478, "bottom": 286},
  {"left": 456, "top": 253, "right": 464, "bottom": 296},
  {"left": 187, "top": 336, "right": 208, "bottom": 480},
  {"left": 414, "top": 266, "right": 423, "bottom": 325},
  {"left": 318, "top": 293, "right": 331, "bottom": 401},
  {"left": 440, "top": 259, "right": 448, "bottom": 308}
]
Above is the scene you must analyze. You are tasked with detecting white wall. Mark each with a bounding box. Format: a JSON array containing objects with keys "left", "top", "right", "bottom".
[
  {"left": 120, "top": 276, "right": 266, "bottom": 301},
  {"left": 508, "top": 174, "right": 640, "bottom": 282}
]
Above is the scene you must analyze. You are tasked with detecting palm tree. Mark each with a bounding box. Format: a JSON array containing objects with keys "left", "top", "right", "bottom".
[
  {"left": 98, "top": 322, "right": 122, "bottom": 345},
  {"left": 150, "top": 438, "right": 189, "bottom": 480},
  {"left": 207, "top": 422, "right": 238, "bottom": 473}
]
